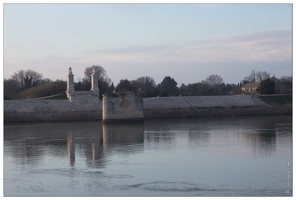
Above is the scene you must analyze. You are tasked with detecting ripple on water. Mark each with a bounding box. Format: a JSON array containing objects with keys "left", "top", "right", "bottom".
[
  {"left": 82, "top": 169, "right": 104, "bottom": 174},
  {"left": 128, "top": 181, "right": 220, "bottom": 192},
  {"left": 103, "top": 174, "right": 134, "bottom": 179},
  {"left": 82, "top": 170, "right": 133, "bottom": 178}
]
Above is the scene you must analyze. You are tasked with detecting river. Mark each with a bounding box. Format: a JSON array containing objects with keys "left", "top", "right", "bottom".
[{"left": 4, "top": 115, "right": 292, "bottom": 197}]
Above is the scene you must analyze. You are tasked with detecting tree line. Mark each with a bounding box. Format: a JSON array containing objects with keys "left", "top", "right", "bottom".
[{"left": 4, "top": 65, "right": 292, "bottom": 100}]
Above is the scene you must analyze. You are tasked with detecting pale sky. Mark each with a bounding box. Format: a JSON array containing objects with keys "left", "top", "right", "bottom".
[{"left": 3, "top": 2, "right": 293, "bottom": 86}]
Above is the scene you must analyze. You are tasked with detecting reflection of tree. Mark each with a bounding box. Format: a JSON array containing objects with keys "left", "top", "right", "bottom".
[
  {"left": 238, "top": 117, "right": 283, "bottom": 156},
  {"left": 4, "top": 125, "right": 47, "bottom": 166},
  {"left": 244, "top": 131, "right": 276, "bottom": 156},
  {"left": 258, "top": 131, "right": 276, "bottom": 150},
  {"left": 188, "top": 131, "right": 210, "bottom": 147}
]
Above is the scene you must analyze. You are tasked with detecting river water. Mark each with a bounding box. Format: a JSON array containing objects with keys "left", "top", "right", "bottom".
[{"left": 4, "top": 116, "right": 292, "bottom": 197}]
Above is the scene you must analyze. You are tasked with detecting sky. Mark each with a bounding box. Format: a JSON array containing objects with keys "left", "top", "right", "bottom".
[{"left": 3, "top": 2, "right": 293, "bottom": 86}]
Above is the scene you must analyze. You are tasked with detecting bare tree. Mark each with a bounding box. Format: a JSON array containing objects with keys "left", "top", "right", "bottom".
[
  {"left": 243, "top": 70, "right": 256, "bottom": 83},
  {"left": 243, "top": 70, "right": 271, "bottom": 83},
  {"left": 203, "top": 75, "right": 226, "bottom": 95},
  {"left": 11, "top": 69, "right": 44, "bottom": 91},
  {"left": 83, "top": 65, "right": 112, "bottom": 96},
  {"left": 255, "top": 71, "right": 270, "bottom": 82},
  {"left": 84, "top": 65, "right": 108, "bottom": 82},
  {"left": 204, "top": 75, "right": 224, "bottom": 86}
]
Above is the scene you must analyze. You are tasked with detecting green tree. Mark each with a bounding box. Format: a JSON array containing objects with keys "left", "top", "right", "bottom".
[
  {"left": 116, "top": 79, "right": 137, "bottom": 93},
  {"left": 185, "top": 83, "right": 209, "bottom": 96},
  {"left": 257, "top": 78, "right": 275, "bottom": 94},
  {"left": 159, "top": 76, "right": 178, "bottom": 97},
  {"left": 108, "top": 82, "right": 115, "bottom": 93},
  {"left": 131, "top": 76, "right": 156, "bottom": 97},
  {"left": 274, "top": 76, "right": 292, "bottom": 94},
  {"left": 178, "top": 83, "right": 187, "bottom": 96}
]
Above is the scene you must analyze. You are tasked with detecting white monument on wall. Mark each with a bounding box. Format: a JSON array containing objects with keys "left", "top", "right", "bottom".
[
  {"left": 66, "top": 67, "right": 100, "bottom": 104},
  {"left": 90, "top": 66, "right": 99, "bottom": 95},
  {"left": 66, "top": 67, "right": 75, "bottom": 99}
]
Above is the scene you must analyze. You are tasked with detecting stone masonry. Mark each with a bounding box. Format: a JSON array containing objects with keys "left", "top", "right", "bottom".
[
  {"left": 66, "top": 67, "right": 100, "bottom": 104},
  {"left": 102, "top": 92, "right": 144, "bottom": 122}
]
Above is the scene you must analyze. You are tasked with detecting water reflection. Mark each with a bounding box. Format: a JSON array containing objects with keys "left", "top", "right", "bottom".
[
  {"left": 234, "top": 117, "right": 287, "bottom": 156},
  {"left": 4, "top": 122, "right": 103, "bottom": 168},
  {"left": 4, "top": 116, "right": 292, "bottom": 196},
  {"left": 67, "top": 132, "right": 75, "bottom": 167},
  {"left": 102, "top": 122, "right": 144, "bottom": 146},
  {"left": 4, "top": 117, "right": 291, "bottom": 165},
  {"left": 143, "top": 116, "right": 292, "bottom": 157},
  {"left": 87, "top": 122, "right": 144, "bottom": 168},
  {"left": 4, "top": 121, "right": 145, "bottom": 169}
]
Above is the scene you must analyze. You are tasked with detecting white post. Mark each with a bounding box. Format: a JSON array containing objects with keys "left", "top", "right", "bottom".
[
  {"left": 90, "top": 66, "right": 99, "bottom": 94},
  {"left": 67, "top": 67, "right": 75, "bottom": 94}
]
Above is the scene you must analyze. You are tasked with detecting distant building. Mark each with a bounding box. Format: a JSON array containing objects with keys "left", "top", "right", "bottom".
[{"left": 241, "top": 83, "right": 260, "bottom": 95}]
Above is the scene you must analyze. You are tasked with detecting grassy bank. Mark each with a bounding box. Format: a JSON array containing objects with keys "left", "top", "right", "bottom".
[
  {"left": 33, "top": 93, "right": 67, "bottom": 100},
  {"left": 259, "top": 94, "right": 292, "bottom": 105}
]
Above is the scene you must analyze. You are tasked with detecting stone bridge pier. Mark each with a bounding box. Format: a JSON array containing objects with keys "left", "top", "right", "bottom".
[
  {"left": 65, "top": 67, "right": 144, "bottom": 122},
  {"left": 102, "top": 92, "right": 144, "bottom": 122}
]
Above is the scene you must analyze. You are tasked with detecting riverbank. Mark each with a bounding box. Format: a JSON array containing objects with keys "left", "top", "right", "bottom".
[{"left": 4, "top": 95, "right": 292, "bottom": 123}]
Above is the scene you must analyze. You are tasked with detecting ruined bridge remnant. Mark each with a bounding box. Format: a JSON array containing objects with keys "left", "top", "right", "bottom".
[
  {"left": 66, "top": 67, "right": 144, "bottom": 122},
  {"left": 102, "top": 92, "right": 144, "bottom": 122},
  {"left": 66, "top": 67, "right": 100, "bottom": 104},
  {"left": 3, "top": 68, "right": 290, "bottom": 123}
]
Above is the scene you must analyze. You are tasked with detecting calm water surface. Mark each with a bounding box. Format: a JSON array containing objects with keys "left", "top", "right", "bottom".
[{"left": 4, "top": 116, "right": 292, "bottom": 196}]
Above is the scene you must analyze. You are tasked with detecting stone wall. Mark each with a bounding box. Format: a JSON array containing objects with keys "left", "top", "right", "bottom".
[
  {"left": 102, "top": 93, "right": 144, "bottom": 121},
  {"left": 143, "top": 96, "right": 291, "bottom": 119},
  {"left": 144, "top": 95, "right": 267, "bottom": 109},
  {"left": 4, "top": 95, "right": 292, "bottom": 123},
  {"left": 4, "top": 99, "right": 102, "bottom": 123}
]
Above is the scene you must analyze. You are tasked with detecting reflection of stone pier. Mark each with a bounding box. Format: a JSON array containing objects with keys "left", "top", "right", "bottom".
[
  {"left": 62, "top": 122, "right": 145, "bottom": 168},
  {"left": 67, "top": 132, "right": 75, "bottom": 167},
  {"left": 102, "top": 122, "right": 144, "bottom": 151}
]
